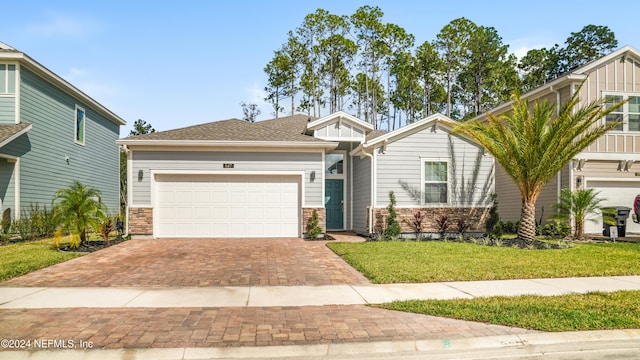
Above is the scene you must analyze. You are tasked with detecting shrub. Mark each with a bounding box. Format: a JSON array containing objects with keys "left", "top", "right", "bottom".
[
  {"left": 457, "top": 218, "right": 471, "bottom": 235},
  {"left": 435, "top": 215, "right": 449, "bottom": 239},
  {"left": 485, "top": 194, "right": 500, "bottom": 236},
  {"left": 411, "top": 211, "right": 424, "bottom": 240},
  {"left": 1, "top": 208, "right": 11, "bottom": 235},
  {"left": 383, "top": 191, "right": 401, "bottom": 239},
  {"left": 307, "top": 209, "right": 323, "bottom": 239},
  {"left": 536, "top": 220, "right": 571, "bottom": 238}
]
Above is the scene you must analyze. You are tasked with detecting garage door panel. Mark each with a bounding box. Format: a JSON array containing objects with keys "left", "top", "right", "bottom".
[{"left": 155, "top": 174, "right": 300, "bottom": 238}]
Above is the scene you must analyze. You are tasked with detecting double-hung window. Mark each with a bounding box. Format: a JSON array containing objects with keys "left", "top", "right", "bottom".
[
  {"left": 0, "top": 64, "right": 16, "bottom": 94},
  {"left": 604, "top": 94, "right": 640, "bottom": 132},
  {"left": 422, "top": 160, "right": 448, "bottom": 204}
]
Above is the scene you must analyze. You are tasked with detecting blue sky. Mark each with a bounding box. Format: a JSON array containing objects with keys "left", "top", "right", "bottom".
[{"left": 2, "top": 0, "right": 638, "bottom": 135}]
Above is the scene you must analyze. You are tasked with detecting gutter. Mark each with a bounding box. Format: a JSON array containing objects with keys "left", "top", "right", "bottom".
[{"left": 116, "top": 140, "right": 339, "bottom": 150}]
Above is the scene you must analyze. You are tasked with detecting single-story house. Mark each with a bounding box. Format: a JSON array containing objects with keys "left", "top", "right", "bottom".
[{"left": 117, "top": 111, "right": 494, "bottom": 238}]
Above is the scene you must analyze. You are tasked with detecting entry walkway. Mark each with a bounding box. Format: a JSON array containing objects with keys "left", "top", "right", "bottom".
[{"left": 2, "top": 276, "right": 640, "bottom": 308}]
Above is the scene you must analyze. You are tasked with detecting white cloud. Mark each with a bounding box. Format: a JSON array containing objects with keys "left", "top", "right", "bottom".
[
  {"left": 26, "top": 11, "right": 101, "bottom": 38},
  {"left": 507, "top": 35, "right": 557, "bottom": 60}
]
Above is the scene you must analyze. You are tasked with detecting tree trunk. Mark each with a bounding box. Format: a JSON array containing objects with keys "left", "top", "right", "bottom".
[
  {"left": 518, "top": 198, "right": 537, "bottom": 242},
  {"left": 574, "top": 216, "right": 584, "bottom": 239}
]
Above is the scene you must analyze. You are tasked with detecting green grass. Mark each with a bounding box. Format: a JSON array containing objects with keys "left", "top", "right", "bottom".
[
  {"left": 0, "top": 238, "right": 83, "bottom": 282},
  {"left": 326, "top": 241, "right": 640, "bottom": 283},
  {"left": 377, "top": 290, "right": 640, "bottom": 331}
]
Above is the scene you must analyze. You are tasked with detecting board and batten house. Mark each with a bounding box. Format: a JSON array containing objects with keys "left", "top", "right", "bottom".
[
  {"left": 0, "top": 42, "right": 125, "bottom": 218},
  {"left": 475, "top": 45, "right": 640, "bottom": 235},
  {"left": 118, "top": 111, "right": 494, "bottom": 238}
]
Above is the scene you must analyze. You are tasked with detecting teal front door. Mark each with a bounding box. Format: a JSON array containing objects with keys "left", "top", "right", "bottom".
[{"left": 325, "top": 179, "right": 344, "bottom": 230}]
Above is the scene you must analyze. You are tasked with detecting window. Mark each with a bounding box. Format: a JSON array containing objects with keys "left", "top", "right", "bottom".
[
  {"left": 423, "top": 161, "right": 448, "bottom": 204},
  {"left": 604, "top": 93, "right": 640, "bottom": 132},
  {"left": 0, "top": 64, "right": 16, "bottom": 94},
  {"left": 75, "top": 105, "right": 85, "bottom": 145},
  {"left": 325, "top": 153, "right": 344, "bottom": 174}
]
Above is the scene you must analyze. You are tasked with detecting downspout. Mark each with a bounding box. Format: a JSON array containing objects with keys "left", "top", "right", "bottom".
[
  {"left": 550, "top": 85, "right": 563, "bottom": 218},
  {"left": 121, "top": 144, "right": 130, "bottom": 237}
]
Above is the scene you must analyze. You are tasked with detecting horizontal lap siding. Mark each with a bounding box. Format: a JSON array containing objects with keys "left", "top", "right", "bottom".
[
  {"left": 375, "top": 129, "right": 493, "bottom": 208},
  {"left": 131, "top": 150, "right": 322, "bottom": 206},
  {"left": 0, "top": 97, "right": 15, "bottom": 124},
  {"left": 352, "top": 155, "right": 370, "bottom": 234},
  {"left": 15, "top": 68, "right": 120, "bottom": 213}
]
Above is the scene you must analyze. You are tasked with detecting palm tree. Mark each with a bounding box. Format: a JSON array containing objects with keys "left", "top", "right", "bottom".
[
  {"left": 553, "top": 188, "right": 606, "bottom": 239},
  {"left": 53, "top": 181, "right": 107, "bottom": 244},
  {"left": 452, "top": 86, "right": 623, "bottom": 242}
]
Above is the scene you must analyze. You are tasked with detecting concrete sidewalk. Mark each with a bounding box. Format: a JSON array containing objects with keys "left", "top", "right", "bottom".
[{"left": 2, "top": 275, "right": 640, "bottom": 308}]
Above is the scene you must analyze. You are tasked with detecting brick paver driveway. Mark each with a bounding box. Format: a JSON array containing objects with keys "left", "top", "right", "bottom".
[{"left": 1, "top": 238, "right": 369, "bottom": 287}]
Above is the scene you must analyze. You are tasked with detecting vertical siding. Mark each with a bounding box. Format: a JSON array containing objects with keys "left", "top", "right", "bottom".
[
  {"left": 0, "top": 97, "right": 15, "bottom": 124},
  {"left": 374, "top": 127, "right": 493, "bottom": 208},
  {"left": 351, "top": 154, "right": 371, "bottom": 234},
  {"left": 130, "top": 150, "right": 322, "bottom": 207},
  {"left": 9, "top": 68, "right": 121, "bottom": 214}
]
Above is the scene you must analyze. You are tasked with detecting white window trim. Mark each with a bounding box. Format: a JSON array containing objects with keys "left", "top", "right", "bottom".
[
  {"left": 603, "top": 92, "right": 640, "bottom": 133},
  {"left": 420, "top": 157, "right": 450, "bottom": 206},
  {"left": 74, "top": 105, "right": 86, "bottom": 145}
]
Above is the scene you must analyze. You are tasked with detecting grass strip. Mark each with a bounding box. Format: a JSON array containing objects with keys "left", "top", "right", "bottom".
[{"left": 376, "top": 290, "right": 640, "bottom": 331}]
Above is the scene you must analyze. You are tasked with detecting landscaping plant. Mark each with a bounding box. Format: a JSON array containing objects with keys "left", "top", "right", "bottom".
[
  {"left": 307, "top": 209, "right": 323, "bottom": 239},
  {"left": 452, "top": 84, "right": 625, "bottom": 242},
  {"left": 383, "top": 191, "right": 401, "bottom": 239},
  {"left": 552, "top": 188, "right": 607, "bottom": 239},
  {"left": 52, "top": 181, "right": 108, "bottom": 245}
]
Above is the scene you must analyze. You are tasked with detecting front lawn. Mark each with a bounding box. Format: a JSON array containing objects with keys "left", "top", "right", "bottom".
[
  {"left": 326, "top": 241, "right": 640, "bottom": 283},
  {"left": 378, "top": 290, "right": 640, "bottom": 331},
  {"left": 0, "top": 238, "right": 83, "bottom": 282}
]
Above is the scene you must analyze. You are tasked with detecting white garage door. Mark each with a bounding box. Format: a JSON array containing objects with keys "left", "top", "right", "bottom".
[
  {"left": 584, "top": 180, "right": 640, "bottom": 235},
  {"left": 155, "top": 174, "right": 300, "bottom": 238}
]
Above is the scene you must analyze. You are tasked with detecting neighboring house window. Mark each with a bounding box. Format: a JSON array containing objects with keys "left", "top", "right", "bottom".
[
  {"left": 75, "top": 105, "right": 85, "bottom": 145},
  {"left": 325, "top": 153, "right": 344, "bottom": 174},
  {"left": 422, "top": 161, "right": 448, "bottom": 204},
  {"left": 604, "top": 94, "right": 640, "bottom": 132},
  {"left": 0, "top": 64, "right": 16, "bottom": 94}
]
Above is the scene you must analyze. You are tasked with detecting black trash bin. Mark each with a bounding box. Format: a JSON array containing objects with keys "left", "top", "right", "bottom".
[{"left": 602, "top": 206, "right": 631, "bottom": 237}]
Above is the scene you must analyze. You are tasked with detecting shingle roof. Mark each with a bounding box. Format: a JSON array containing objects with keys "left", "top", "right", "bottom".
[
  {"left": 0, "top": 122, "right": 31, "bottom": 146},
  {"left": 258, "top": 114, "right": 316, "bottom": 135},
  {"left": 126, "top": 116, "right": 326, "bottom": 142}
]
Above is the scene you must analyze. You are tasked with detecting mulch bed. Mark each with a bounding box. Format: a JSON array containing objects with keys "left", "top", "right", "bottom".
[{"left": 58, "top": 238, "right": 127, "bottom": 253}]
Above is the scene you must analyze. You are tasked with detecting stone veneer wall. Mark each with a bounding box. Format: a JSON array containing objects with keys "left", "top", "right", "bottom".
[
  {"left": 302, "top": 208, "right": 326, "bottom": 235},
  {"left": 128, "top": 207, "right": 153, "bottom": 235},
  {"left": 369, "top": 207, "right": 490, "bottom": 235}
]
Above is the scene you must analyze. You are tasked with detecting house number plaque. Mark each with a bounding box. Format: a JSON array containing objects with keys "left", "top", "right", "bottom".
[{"left": 223, "top": 163, "right": 234, "bottom": 168}]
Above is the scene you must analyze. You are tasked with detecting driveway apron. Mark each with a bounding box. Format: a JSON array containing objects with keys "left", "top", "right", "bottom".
[{"left": 1, "top": 238, "right": 370, "bottom": 287}]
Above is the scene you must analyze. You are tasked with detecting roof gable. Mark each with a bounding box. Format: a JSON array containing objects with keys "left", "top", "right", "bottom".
[
  {"left": 363, "top": 113, "right": 458, "bottom": 148},
  {"left": 306, "top": 111, "right": 373, "bottom": 141}
]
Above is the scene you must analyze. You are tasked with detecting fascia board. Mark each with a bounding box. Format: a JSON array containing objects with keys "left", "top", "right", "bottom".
[{"left": 116, "top": 139, "right": 339, "bottom": 150}]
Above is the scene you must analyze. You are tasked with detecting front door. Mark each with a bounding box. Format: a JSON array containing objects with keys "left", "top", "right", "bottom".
[{"left": 325, "top": 179, "right": 344, "bottom": 230}]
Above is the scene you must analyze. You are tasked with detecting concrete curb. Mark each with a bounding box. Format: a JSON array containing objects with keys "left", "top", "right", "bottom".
[{"left": 2, "top": 329, "right": 639, "bottom": 359}]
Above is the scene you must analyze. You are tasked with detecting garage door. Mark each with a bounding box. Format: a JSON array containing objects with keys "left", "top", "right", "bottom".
[
  {"left": 584, "top": 180, "right": 640, "bottom": 235},
  {"left": 155, "top": 174, "right": 300, "bottom": 238}
]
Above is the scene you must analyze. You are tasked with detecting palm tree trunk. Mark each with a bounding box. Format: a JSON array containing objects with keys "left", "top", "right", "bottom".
[{"left": 518, "top": 199, "right": 537, "bottom": 241}]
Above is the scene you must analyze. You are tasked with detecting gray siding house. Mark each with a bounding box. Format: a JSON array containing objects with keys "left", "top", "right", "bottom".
[
  {"left": 0, "top": 42, "right": 125, "bottom": 218},
  {"left": 476, "top": 46, "right": 640, "bottom": 235},
  {"left": 119, "top": 111, "right": 494, "bottom": 238}
]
